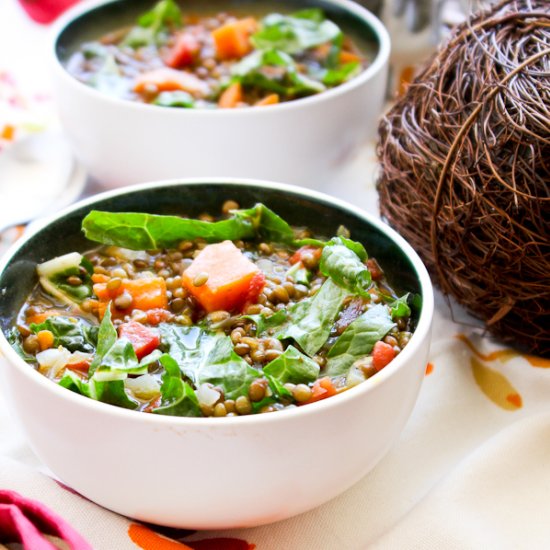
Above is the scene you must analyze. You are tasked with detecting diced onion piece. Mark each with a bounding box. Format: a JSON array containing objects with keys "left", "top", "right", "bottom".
[
  {"left": 125, "top": 374, "right": 161, "bottom": 400},
  {"left": 36, "top": 347, "right": 72, "bottom": 379},
  {"left": 346, "top": 364, "right": 367, "bottom": 388},
  {"left": 65, "top": 351, "right": 94, "bottom": 366},
  {"left": 195, "top": 383, "right": 221, "bottom": 407},
  {"left": 37, "top": 252, "right": 83, "bottom": 279},
  {"left": 103, "top": 246, "right": 149, "bottom": 262}
]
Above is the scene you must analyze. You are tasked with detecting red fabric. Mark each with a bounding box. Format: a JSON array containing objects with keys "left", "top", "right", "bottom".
[
  {"left": 0, "top": 490, "right": 92, "bottom": 549},
  {"left": 17, "top": 0, "right": 80, "bottom": 24}
]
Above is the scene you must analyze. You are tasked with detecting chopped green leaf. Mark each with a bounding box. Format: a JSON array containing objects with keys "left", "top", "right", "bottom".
[
  {"left": 159, "top": 325, "right": 217, "bottom": 383},
  {"left": 153, "top": 355, "right": 201, "bottom": 416},
  {"left": 388, "top": 294, "right": 412, "bottom": 320},
  {"left": 319, "top": 237, "right": 371, "bottom": 297},
  {"left": 277, "top": 278, "right": 348, "bottom": 356},
  {"left": 243, "top": 309, "right": 288, "bottom": 335},
  {"left": 326, "top": 304, "right": 395, "bottom": 376},
  {"left": 321, "top": 61, "right": 361, "bottom": 86},
  {"left": 251, "top": 11, "right": 341, "bottom": 54},
  {"left": 286, "top": 262, "right": 312, "bottom": 286},
  {"left": 160, "top": 325, "right": 261, "bottom": 399},
  {"left": 93, "top": 337, "right": 147, "bottom": 382},
  {"left": 123, "top": 0, "right": 182, "bottom": 48},
  {"left": 263, "top": 345, "right": 320, "bottom": 384},
  {"left": 82, "top": 203, "right": 300, "bottom": 250},
  {"left": 59, "top": 371, "right": 139, "bottom": 409},
  {"left": 30, "top": 316, "right": 98, "bottom": 353},
  {"left": 37, "top": 253, "right": 93, "bottom": 305},
  {"left": 82, "top": 210, "right": 256, "bottom": 250},
  {"left": 88, "top": 308, "right": 117, "bottom": 376},
  {"left": 198, "top": 335, "right": 262, "bottom": 400},
  {"left": 232, "top": 49, "right": 325, "bottom": 97}
]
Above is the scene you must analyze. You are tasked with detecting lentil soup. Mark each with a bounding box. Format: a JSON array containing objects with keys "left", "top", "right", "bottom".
[
  {"left": 61, "top": 0, "right": 373, "bottom": 108},
  {"left": 8, "top": 201, "right": 418, "bottom": 417}
]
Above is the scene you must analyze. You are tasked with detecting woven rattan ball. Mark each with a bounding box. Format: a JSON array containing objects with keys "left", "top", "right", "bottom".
[{"left": 377, "top": 0, "right": 549, "bottom": 356}]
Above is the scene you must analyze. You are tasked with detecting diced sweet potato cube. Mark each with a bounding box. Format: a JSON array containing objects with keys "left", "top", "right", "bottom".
[
  {"left": 94, "top": 277, "right": 168, "bottom": 319},
  {"left": 212, "top": 17, "right": 257, "bottom": 60},
  {"left": 182, "top": 240, "right": 265, "bottom": 313}
]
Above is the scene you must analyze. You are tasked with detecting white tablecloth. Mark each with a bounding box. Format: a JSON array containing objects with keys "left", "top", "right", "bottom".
[{"left": 1, "top": 2, "right": 549, "bottom": 549}]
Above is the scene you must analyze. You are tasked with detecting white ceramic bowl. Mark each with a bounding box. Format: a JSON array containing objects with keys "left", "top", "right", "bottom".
[
  {"left": 0, "top": 179, "right": 433, "bottom": 529},
  {"left": 50, "top": 0, "right": 390, "bottom": 189}
]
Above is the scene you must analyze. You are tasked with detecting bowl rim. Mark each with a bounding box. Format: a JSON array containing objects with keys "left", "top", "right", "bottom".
[
  {"left": 50, "top": 0, "right": 391, "bottom": 116},
  {"left": 0, "top": 178, "right": 434, "bottom": 428}
]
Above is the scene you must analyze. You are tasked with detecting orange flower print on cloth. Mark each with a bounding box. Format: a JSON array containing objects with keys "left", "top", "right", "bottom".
[
  {"left": 457, "top": 334, "right": 550, "bottom": 368},
  {"left": 457, "top": 334, "right": 526, "bottom": 411},
  {"left": 470, "top": 357, "right": 523, "bottom": 411},
  {"left": 128, "top": 523, "right": 256, "bottom": 550}
]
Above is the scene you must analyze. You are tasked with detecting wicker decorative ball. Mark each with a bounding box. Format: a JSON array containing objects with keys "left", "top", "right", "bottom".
[{"left": 377, "top": 0, "right": 550, "bottom": 356}]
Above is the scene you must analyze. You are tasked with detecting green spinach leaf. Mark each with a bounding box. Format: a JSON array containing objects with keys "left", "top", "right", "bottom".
[
  {"left": 159, "top": 324, "right": 217, "bottom": 383},
  {"left": 93, "top": 338, "right": 147, "bottom": 381},
  {"left": 277, "top": 278, "right": 348, "bottom": 356},
  {"left": 321, "top": 61, "right": 361, "bottom": 86},
  {"left": 286, "top": 262, "right": 312, "bottom": 286},
  {"left": 82, "top": 203, "right": 301, "bottom": 250},
  {"left": 232, "top": 49, "right": 325, "bottom": 97},
  {"left": 152, "top": 355, "right": 201, "bottom": 416},
  {"left": 388, "top": 293, "right": 412, "bottom": 320},
  {"left": 160, "top": 324, "right": 261, "bottom": 399},
  {"left": 263, "top": 345, "right": 320, "bottom": 384},
  {"left": 243, "top": 309, "right": 288, "bottom": 336},
  {"left": 198, "top": 335, "right": 262, "bottom": 400},
  {"left": 37, "top": 252, "right": 93, "bottom": 305},
  {"left": 87, "top": 308, "right": 147, "bottom": 380},
  {"left": 251, "top": 10, "right": 341, "bottom": 54},
  {"left": 88, "top": 308, "right": 117, "bottom": 376},
  {"left": 30, "top": 316, "right": 98, "bottom": 353},
  {"left": 59, "top": 371, "right": 139, "bottom": 410},
  {"left": 325, "top": 304, "right": 395, "bottom": 376},
  {"left": 319, "top": 237, "right": 371, "bottom": 297},
  {"left": 123, "top": 0, "right": 182, "bottom": 48}
]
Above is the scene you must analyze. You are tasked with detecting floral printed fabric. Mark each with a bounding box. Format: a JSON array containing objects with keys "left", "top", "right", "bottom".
[
  {"left": 0, "top": 490, "right": 92, "bottom": 549},
  {"left": 1, "top": 2, "right": 550, "bottom": 549}
]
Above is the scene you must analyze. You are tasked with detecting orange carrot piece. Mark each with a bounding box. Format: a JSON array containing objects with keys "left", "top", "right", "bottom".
[
  {"left": 313, "top": 43, "right": 331, "bottom": 60},
  {"left": 302, "top": 377, "right": 337, "bottom": 405},
  {"left": 218, "top": 82, "right": 243, "bottom": 108},
  {"left": 182, "top": 240, "right": 264, "bottom": 313},
  {"left": 94, "top": 277, "right": 168, "bottom": 319},
  {"left": 289, "top": 246, "right": 322, "bottom": 265},
  {"left": 212, "top": 17, "right": 257, "bottom": 60},
  {"left": 91, "top": 273, "right": 110, "bottom": 284},
  {"left": 65, "top": 360, "right": 92, "bottom": 373},
  {"left": 255, "top": 93, "right": 280, "bottom": 107},
  {"left": 340, "top": 50, "right": 362, "bottom": 63},
  {"left": 26, "top": 310, "right": 63, "bottom": 326},
  {"left": 372, "top": 341, "right": 396, "bottom": 371},
  {"left": 37, "top": 330, "right": 55, "bottom": 351},
  {"left": 133, "top": 67, "right": 208, "bottom": 96}
]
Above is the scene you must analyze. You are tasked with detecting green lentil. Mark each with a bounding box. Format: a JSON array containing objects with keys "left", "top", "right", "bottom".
[
  {"left": 248, "top": 379, "right": 267, "bottom": 402},
  {"left": 235, "top": 396, "right": 252, "bottom": 415}
]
